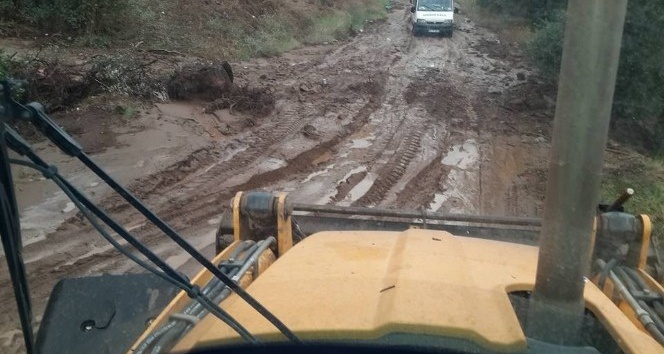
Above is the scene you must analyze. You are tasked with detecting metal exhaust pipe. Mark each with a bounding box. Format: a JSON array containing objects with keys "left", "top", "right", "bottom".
[{"left": 526, "top": 0, "right": 629, "bottom": 345}]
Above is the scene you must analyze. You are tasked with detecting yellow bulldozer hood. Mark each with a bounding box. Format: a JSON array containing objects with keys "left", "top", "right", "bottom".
[{"left": 166, "top": 229, "right": 661, "bottom": 353}]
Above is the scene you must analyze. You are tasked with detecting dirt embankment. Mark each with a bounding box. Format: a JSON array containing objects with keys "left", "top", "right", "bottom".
[{"left": 0, "top": 1, "right": 596, "bottom": 353}]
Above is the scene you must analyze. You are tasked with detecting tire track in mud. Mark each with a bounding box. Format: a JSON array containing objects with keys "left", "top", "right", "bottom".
[
  {"left": 3, "top": 14, "right": 403, "bottom": 315},
  {"left": 395, "top": 151, "right": 448, "bottom": 209},
  {"left": 19, "top": 75, "right": 390, "bottom": 282},
  {"left": 156, "top": 77, "right": 388, "bottom": 225},
  {"left": 354, "top": 128, "right": 425, "bottom": 206},
  {"left": 157, "top": 104, "right": 318, "bottom": 205}
]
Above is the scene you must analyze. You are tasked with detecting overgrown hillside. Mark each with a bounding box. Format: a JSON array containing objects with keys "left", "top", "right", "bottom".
[
  {"left": 460, "top": 0, "right": 664, "bottom": 268},
  {"left": 0, "top": 0, "right": 391, "bottom": 59},
  {"left": 0, "top": 0, "right": 392, "bottom": 116}
]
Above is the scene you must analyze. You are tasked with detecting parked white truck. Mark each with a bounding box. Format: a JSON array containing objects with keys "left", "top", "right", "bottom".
[{"left": 410, "top": 0, "right": 456, "bottom": 37}]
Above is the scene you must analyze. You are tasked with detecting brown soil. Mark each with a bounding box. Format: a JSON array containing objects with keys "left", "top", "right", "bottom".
[{"left": 0, "top": 2, "right": 632, "bottom": 353}]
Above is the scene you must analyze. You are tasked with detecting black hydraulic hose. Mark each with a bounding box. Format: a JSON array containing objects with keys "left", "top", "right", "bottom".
[
  {"left": 622, "top": 267, "right": 652, "bottom": 294},
  {"left": 597, "top": 258, "right": 618, "bottom": 290},
  {"left": 150, "top": 324, "right": 187, "bottom": 354},
  {"left": 76, "top": 152, "right": 300, "bottom": 342},
  {"left": 145, "top": 243, "right": 264, "bottom": 354},
  {"left": 189, "top": 267, "right": 242, "bottom": 319},
  {"left": 639, "top": 300, "right": 664, "bottom": 339},
  {"left": 140, "top": 242, "right": 255, "bottom": 354},
  {"left": 614, "top": 267, "right": 641, "bottom": 294},
  {"left": 155, "top": 241, "right": 267, "bottom": 354},
  {"left": 654, "top": 302, "right": 664, "bottom": 320},
  {"left": 135, "top": 321, "right": 179, "bottom": 354},
  {"left": 139, "top": 245, "right": 254, "bottom": 354},
  {"left": 148, "top": 238, "right": 275, "bottom": 354},
  {"left": 596, "top": 260, "right": 664, "bottom": 346},
  {"left": 185, "top": 243, "right": 257, "bottom": 319},
  {"left": 9, "top": 159, "right": 258, "bottom": 344}
]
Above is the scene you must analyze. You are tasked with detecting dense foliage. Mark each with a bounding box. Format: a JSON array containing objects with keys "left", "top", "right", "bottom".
[
  {"left": 480, "top": 0, "right": 664, "bottom": 154},
  {"left": 0, "top": 0, "right": 137, "bottom": 34}
]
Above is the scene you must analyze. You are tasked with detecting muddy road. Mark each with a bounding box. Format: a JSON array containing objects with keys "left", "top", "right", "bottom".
[{"left": 0, "top": 2, "right": 555, "bottom": 351}]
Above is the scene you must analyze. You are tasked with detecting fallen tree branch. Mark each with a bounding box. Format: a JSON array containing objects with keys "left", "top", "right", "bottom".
[{"left": 146, "top": 49, "right": 185, "bottom": 56}]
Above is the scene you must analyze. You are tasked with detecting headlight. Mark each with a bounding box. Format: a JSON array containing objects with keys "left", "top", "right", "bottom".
[
  {"left": 416, "top": 19, "right": 427, "bottom": 23},
  {"left": 444, "top": 19, "right": 454, "bottom": 23}
]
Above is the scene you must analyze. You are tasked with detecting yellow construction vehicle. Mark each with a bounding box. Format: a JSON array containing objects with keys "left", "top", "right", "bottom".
[
  {"left": 118, "top": 189, "right": 660, "bottom": 354},
  {"left": 2, "top": 0, "right": 663, "bottom": 354}
]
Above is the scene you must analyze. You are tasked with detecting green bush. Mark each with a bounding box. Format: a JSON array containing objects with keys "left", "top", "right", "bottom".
[
  {"left": 526, "top": 11, "right": 565, "bottom": 79},
  {"left": 487, "top": 0, "right": 664, "bottom": 154},
  {"left": 303, "top": 12, "right": 352, "bottom": 44},
  {"left": 34, "top": 0, "right": 137, "bottom": 34},
  {"left": 238, "top": 15, "right": 301, "bottom": 59},
  {"left": 613, "top": 1, "right": 664, "bottom": 154},
  {"left": 477, "top": 0, "right": 566, "bottom": 21},
  {"left": 1, "top": 0, "right": 138, "bottom": 35}
]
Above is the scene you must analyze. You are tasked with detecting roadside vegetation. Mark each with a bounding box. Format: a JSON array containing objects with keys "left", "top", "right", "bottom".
[
  {"left": 464, "top": 0, "right": 664, "bottom": 263},
  {"left": 0, "top": 0, "right": 390, "bottom": 58},
  {"left": 601, "top": 156, "right": 664, "bottom": 266},
  {"left": 0, "top": 0, "right": 390, "bottom": 108},
  {"left": 473, "top": 0, "right": 664, "bottom": 156}
]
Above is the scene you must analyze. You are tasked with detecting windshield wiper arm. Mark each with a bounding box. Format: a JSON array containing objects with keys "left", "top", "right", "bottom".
[
  {"left": 2, "top": 81, "right": 300, "bottom": 343},
  {"left": 0, "top": 81, "right": 36, "bottom": 354}
]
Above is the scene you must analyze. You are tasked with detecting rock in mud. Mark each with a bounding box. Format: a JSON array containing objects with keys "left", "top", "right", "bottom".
[
  {"left": 302, "top": 124, "right": 321, "bottom": 140},
  {"left": 508, "top": 98, "right": 526, "bottom": 106},
  {"left": 517, "top": 72, "right": 526, "bottom": 81},
  {"left": 488, "top": 86, "right": 502, "bottom": 95},
  {"left": 167, "top": 61, "right": 233, "bottom": 100}
]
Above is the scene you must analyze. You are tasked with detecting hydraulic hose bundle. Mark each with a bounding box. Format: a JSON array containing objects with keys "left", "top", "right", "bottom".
[
  {"left": 596, "top": 259, "right": 664, "bottom": 345},
  {"left": 136, "top": 238, "right": 276, "bottom": 354}
]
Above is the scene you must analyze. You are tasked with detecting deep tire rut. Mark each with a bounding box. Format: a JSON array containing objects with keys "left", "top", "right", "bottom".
[{"left": 355, "top": 127, "right": 425, "bottom": 206}]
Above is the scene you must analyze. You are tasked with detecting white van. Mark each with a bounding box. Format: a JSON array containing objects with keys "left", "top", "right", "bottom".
[{"left": 410, "top": 0, "right": 456, "bottom": 37}]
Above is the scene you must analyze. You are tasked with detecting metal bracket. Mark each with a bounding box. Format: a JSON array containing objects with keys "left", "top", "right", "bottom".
[{"left": 231, "top": 191, "right": 293, "bottom": 257}]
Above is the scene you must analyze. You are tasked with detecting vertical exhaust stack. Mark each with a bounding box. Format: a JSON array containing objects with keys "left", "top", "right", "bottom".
[{"left": 526, "top": 0, "right": 628, "bottom": 345}]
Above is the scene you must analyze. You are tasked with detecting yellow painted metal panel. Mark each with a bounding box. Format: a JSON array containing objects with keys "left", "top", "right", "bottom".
[{"left": 170, "top": 230, "right": 663, "bottom": 354}]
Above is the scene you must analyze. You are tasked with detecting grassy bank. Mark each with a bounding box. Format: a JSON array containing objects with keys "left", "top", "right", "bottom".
[
  {"left": 83, "top": 0, "right": 392, "bottom": 60},
  {"left": 0, "top": 0, "right": 390, "bottom": 60},
  {"left": 455, "top": 0, "right": 533, "bottom": 44},
  {"left": 601, "top": 155, "right": 664, "bottom": 262}
]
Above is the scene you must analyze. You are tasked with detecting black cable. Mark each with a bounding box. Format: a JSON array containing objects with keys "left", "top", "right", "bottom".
[
  {"left": 145, "top": 243, "right": 255, "bottom": 354},
  {"left": 622, "top": 266, "right": 651, "bottom": 293},
  {"left": 16, "top": 152, "right": 189, "bottom": 287},
  {"left": 142, "top": 239, "right": 269, "bottom": 354},
  {"left": 597, "top": 258, "right": 618, "bottom": 290},
  {"left": 76, "top": 153, "right": 300, "bottom": 343},
  {"left": 9, "top": 158, "right": 258, "bottom": 344},
  {"left": 0, "top": 182, "right": 36, "bottom": 354},
  {"left": 291, "top": 218, "right": 307, "bottom": 242},
  {"left": 0, "top": 123, "right": 35, "bottom": 354},
  {"left": 638, "top": 300, "right": 664, "bottom": 345},
  {"left": 18, "top": 104, "right": 298, "bottom": 341}
]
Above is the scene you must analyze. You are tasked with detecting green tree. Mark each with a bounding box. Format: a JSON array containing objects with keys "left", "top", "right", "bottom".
[
  {"left": 482, "top": 0, "right": 664, "bottom": 154},
  {"left": 0, "top": 0, "right": 137, "bottom": 35}
]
